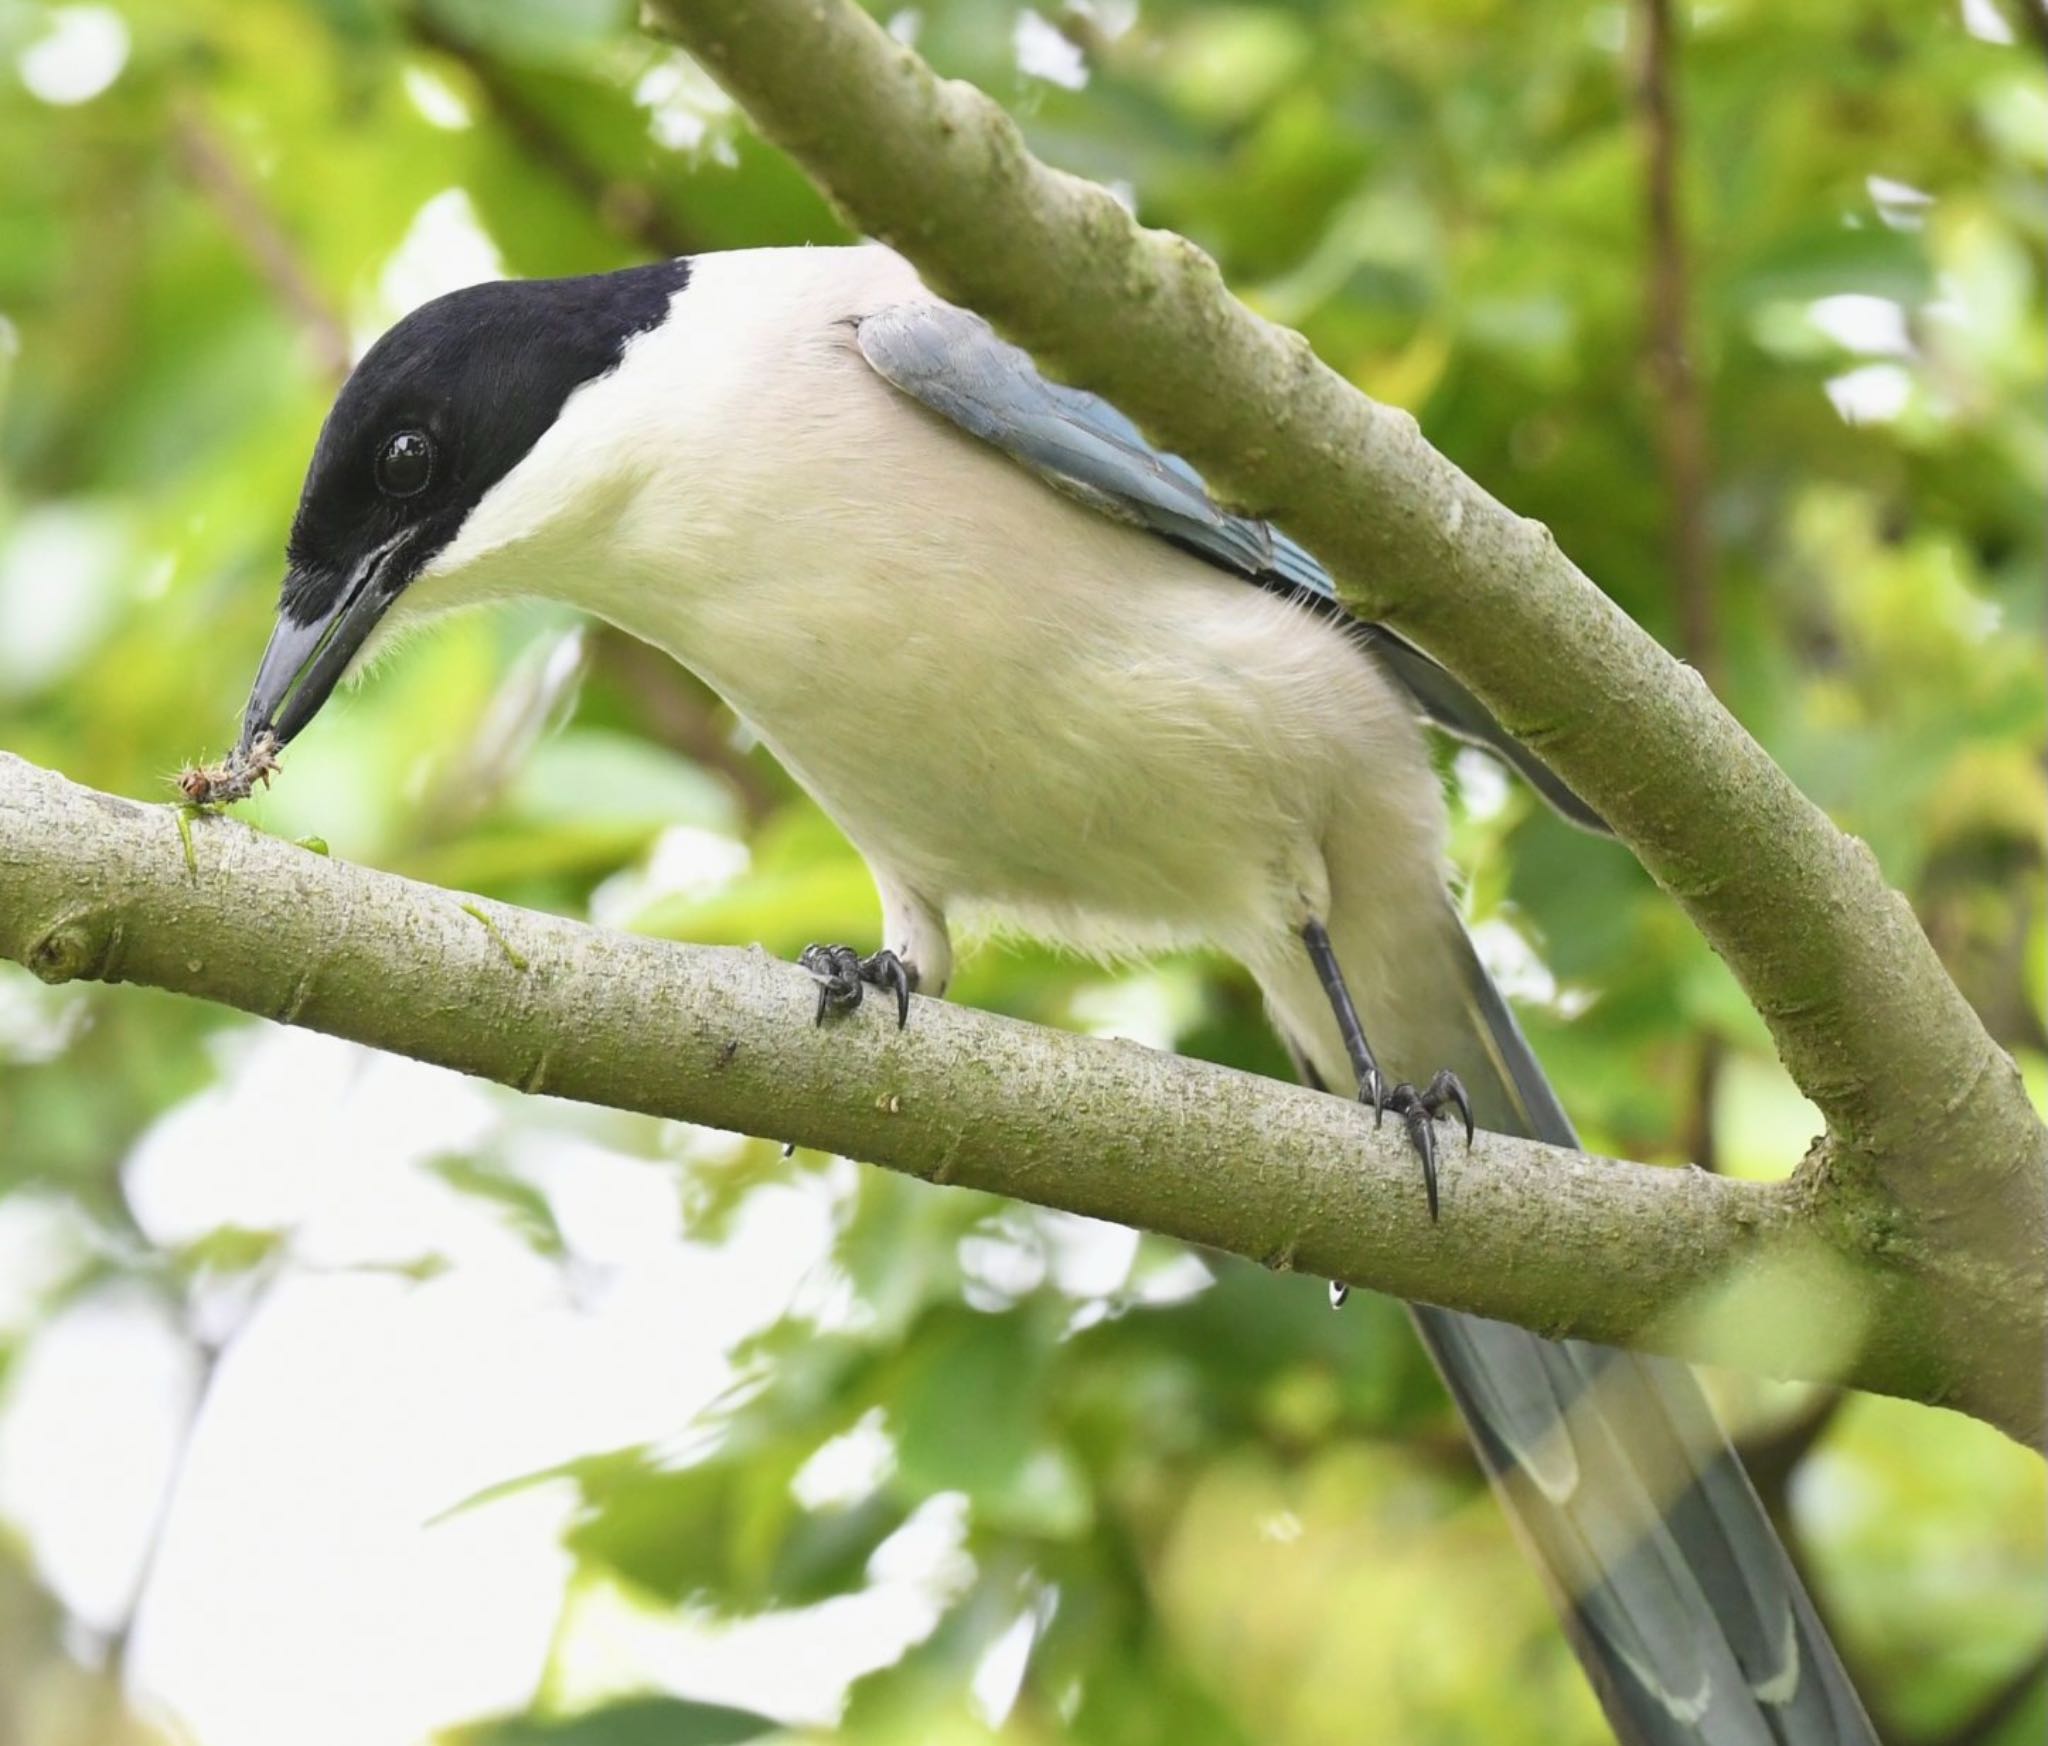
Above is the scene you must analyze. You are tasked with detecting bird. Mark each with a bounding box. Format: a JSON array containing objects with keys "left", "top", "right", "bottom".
[{"left": 238, "top": 244, "right": 1876, "bottom": 1745}]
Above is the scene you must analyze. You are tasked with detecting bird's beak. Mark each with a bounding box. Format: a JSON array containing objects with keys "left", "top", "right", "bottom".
[{"left": 238, "top": 549, "right": 401, "bottom": 755}]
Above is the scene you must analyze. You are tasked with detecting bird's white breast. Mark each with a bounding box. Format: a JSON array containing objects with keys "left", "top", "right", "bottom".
[{"left": 423, "top": 247, "right": 1445, "bottom": 967}]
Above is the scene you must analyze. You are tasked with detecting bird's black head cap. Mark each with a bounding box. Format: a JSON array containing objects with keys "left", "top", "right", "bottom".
[{"left": 244, "top": 258, "right": 689, "bottom": 750}]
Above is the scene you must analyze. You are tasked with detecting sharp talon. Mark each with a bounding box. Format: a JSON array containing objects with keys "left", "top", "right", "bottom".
[
  {"left": 1382, "top": 1081, "right": 1443, "bottom": 1220},
  {"left": 862, "top": 950, "right": 912, "bottom": 1029},
  {"left": 1329, "top": 1281, "right": 1349, "bottom": 1310},
  {"left": 1428, "top": 1068, "right": 1474, "bottom": 1147},
  {"left": 781, "top": 1141, "right": 796, "bottom": 1158}
]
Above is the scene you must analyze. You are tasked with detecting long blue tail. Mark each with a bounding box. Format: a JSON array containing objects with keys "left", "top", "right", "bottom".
[{"left": 1293, "top": 919, "right": 1876, "bottom": 1744}]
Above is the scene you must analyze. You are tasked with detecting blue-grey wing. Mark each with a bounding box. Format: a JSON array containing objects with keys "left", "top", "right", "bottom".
[{"left": 855, "top": 300, "right": 1604, "bottom": 833}]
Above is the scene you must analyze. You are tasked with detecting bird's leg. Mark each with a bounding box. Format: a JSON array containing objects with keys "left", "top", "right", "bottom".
[
  {"left": 1302, "top": 916, "right": 1388, "bottom": 1118},
  {"left": 798, "top": 943, "right": 916, "bottom": 1028},
  {"left": 1301, "top": 919, "right": 1473, "bottom": 1306}
]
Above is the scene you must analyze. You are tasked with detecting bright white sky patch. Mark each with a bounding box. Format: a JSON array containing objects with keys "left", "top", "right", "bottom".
[
  {"left": 1471, "top": 916, "right": 1553, "bottom": 1004},
  {"left": 403, "top": 63, "right": 473, "bottom": 130},
  {"left": 1068, "top": 965, "right": 1204, "bottom": 1051},
  {"left": 0, "top": 1288, "right": 197, "bottom": 1631},
  {"left": 969, "top": 1594, "right": 1045, "bottom": 1728},
  {"left": 791, "top": 1408, "right": 895, "bottom": 1511},
  {"left": 1806, "top": 294, "right": 1914, "bottom": 357},
  {"left": 1825, "top": 363, "right": 1913, "bottom": 425},
  {"left": 1036, "top": 1209, "right": 1139, "bottom": 1299},
  {"left": 0, "top": 500, "right": 128, "bottom": 700},
  {"left": 633, "top": 55, "right": 736, "bottom": 160},
  {"left": 17, "top": 5, "right": 128, "bottom": 105},
  {"left": 1127, "top": 1248, "right": 1214, "bottom": 1307},
  {"left": 51, "top": 1020, "right": 868, "bottom": 1745},
  {"left": 121, "top": 1275, "right": 581, "bottom": 1746},
  {"left": 960, "top": 1217, "right": 1049, "bottom": 1309},
  {"left": 0, "top": 968, "right": 88, "bottom": 1067},
  {"left": 1960, "top": 0, "right": 2016, "bottom": 43},
  {"left": 549, "top": 1492, "right": 975, "bottom": 1727},
  {"left": 0, "top": 1193, "right": 92, "bottom": 1333},
  {"left": 1453, "top": 746, "right": 1511, "bottom": 822},
  {"left": 122, "top": 1026, "right": 503, "bottom": 1264},
  {"left": 1014, "top": 9, "right": 1088, "bottom": 88},
  {"left": 374, "top": 189, "right": 506, "bottom": 336},
  {"left": 1867, "top": 174, "right": 1934, "bottom": 235},
  {"left": 590, "top": 825, "right": 751, "bottom": 928}
]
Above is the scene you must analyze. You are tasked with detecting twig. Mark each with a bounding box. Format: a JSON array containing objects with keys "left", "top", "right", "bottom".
[
  {"left": 1630, "top": 0, "right": 1726, "bottom": 1172},
  {"left": 170, "top": 104, "right": 352, "bottom": 385},
  {"left": 1630, "top": 0, "right": 1721, "bottom": 688},
  {"left": 405, "top": 9, "right": 698, "bottom": 260}
]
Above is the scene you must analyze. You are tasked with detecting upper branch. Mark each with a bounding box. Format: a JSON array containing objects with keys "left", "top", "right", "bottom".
[
  {"left": 0, "top": 752, "right": 1962, "bottom": 1418},
  {"left": 642, "top": 0, "right": 2047, "bottom": 1429}
]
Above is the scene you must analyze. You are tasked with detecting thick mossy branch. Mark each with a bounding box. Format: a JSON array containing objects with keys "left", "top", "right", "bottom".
[
  {"left": 0, "top": 752, "right": 2015, "bottom": 1429},
  {"left": 642, "top": 0, "right": 2048, "bottom": 1443}
]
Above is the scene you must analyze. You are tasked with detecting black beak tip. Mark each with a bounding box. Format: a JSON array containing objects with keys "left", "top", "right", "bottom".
[{"left": 236, "top": 709, "right": 274, "bottom": 760}]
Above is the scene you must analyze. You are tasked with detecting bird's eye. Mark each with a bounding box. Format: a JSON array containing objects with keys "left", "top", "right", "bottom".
[{"left": 376, "top": 430, "right": 434, "bottom": 498}]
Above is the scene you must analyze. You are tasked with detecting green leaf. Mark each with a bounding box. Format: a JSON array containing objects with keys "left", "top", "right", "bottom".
[{"left": 440, "top": 1696, "right": 782, "bottom": 1746}]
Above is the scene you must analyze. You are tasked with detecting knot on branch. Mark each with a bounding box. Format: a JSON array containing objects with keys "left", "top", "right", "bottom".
[{"left": 25, "top": 910, "right": 121, "bottom": 986}]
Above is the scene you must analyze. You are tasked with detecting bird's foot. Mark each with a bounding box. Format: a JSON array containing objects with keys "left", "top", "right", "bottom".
[
  {"left": 1330, "top": 1066, "right": 1472, "bottom": 1307},
  {"left": 798, "top": 943, "right": 915, "bottom": 1029},
  {"left": 1382, "top": 1068, "right": 1472, "bottom": 1224}
]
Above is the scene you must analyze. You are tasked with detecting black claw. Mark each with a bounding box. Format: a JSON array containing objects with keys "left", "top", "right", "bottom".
[
  {"left": 1427, "top": 1067, "right": 1474, "bottom": 1147},
  {"left": 799, "top": 943, "right": 916, "bottom": 1030},
  {"left": 800, "top": 942, "right": 866, "bottom": 1024},
  {"left": 1385, "top": 1084, "right": 1441, "bottom": 1222},
  {"left": 1380, "top": 1069, "right": 1475, "bottom": 1222},
  {"left": 1329, "top": 1281, "right": 1349, "bottom": 1310},
  {"left": 861, "top": 949, "right": 913, "bottom": 1029}
]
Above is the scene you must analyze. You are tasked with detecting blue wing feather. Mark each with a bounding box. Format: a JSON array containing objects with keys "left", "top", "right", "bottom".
[{"left": 856, "top": 301, "right": 1605, "bottom": 833}]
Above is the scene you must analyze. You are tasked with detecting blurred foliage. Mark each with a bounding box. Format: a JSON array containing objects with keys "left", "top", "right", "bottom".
[{"left": 0, "top": 0, "right": 2044, "bottom": 1743}]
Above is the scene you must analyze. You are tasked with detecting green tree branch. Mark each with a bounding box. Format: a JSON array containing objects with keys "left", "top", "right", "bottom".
[{"left": 0, "top": 752, "right": 2019, "bottom": 1432}]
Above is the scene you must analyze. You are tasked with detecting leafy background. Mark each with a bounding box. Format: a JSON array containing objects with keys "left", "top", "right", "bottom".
[{"left": 0, "top": 0, "right": 2043, "bottom": 1742}]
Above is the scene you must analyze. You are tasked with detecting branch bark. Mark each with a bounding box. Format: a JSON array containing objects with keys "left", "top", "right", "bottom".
[
  {"left": 640, "top": 0, "right": 2047, "bottom": 1444},
  {"left": 0, "top": 751, "right": 1985, "bottom": 1422}
]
